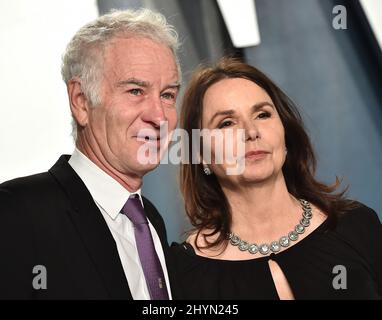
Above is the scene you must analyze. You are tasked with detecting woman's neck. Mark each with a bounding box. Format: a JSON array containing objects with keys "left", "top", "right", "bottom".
[{"left": 221, "top": 173, "right": 301, "bottom": 242}]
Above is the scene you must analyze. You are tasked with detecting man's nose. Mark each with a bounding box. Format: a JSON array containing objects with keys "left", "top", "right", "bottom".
[{"left": 142, "top": 96, "right": 167, "bottom": 128}]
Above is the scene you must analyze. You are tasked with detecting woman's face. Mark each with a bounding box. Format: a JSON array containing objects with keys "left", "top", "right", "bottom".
[{"left": 201, "top": 77, "right": 286, "bottom": 186}]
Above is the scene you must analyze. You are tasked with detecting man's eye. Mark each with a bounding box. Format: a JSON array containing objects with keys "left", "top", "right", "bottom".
[
  {"left": 161, "top": 92, "right": 176, "bottom": 100},
  {"left": 257, "top": 111, "right": 271, "bottom": 119},
  {"left": 128, "top": 88, "right": 143, "bottom": 96},
  {"left": 218, "top": 120, "right": 233, "bottom": 129}
]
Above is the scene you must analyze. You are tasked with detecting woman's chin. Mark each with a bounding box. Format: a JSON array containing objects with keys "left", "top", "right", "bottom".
[{"left": 238, "top": 169, "right": 274, "bottom": 184}]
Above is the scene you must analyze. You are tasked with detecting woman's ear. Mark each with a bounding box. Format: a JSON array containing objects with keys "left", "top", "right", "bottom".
[
  {"left": 202, "top": 159, "right": 212, "bottom": 175},
  {"left": 68, "top": 78, "right": 90, "bottom": 127}
]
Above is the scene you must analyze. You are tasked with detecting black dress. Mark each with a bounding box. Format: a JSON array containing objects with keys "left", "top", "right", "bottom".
[{"left": 170, "top": 203, "right": 382, "bottom": 299}]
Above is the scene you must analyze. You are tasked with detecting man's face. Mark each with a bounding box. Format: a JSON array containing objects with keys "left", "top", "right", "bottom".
[{"left": 83, "top": 37, "right": 179, "bottom": 177}]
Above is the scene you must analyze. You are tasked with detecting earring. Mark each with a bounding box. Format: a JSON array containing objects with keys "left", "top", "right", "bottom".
[
  {"left": 203, "top": 167, "right": 212, "bottom": 175},
  {"left": 285, "top": 147, "right": 288, "bottom": 156}
]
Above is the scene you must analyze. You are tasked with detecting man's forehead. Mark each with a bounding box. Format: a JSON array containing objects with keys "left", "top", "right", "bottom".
[
  {"left": 106, "top": 37, "right": 175, "bottom": 60},
  {"left": 113, "top": 65, "right": 179, "bottom": 84},
  {"left": 103, "top": 38, "right": 178, "bottom": 77}
]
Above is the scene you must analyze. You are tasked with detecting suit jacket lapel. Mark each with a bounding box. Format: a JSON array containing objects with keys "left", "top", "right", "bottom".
[
  {"left": 49, "top": 155, "right": 132, "bottom": 300},
  {"left": 142, "top": 196, "right": 168, "bottom": 249}
]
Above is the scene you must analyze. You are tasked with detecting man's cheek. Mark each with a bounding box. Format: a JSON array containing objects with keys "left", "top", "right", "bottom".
[{"left": 169, "top": 112, "right": 178, "bottom": 130}]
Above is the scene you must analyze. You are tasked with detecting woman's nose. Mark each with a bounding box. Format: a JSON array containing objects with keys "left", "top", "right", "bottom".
[{"left": 244, "top": 123, "right": 261, "bottom": 141}]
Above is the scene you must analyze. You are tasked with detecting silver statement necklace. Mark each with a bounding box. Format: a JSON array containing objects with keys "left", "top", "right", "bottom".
[{"left": 227, "top": 199, "right": 313, "bottom": 255}]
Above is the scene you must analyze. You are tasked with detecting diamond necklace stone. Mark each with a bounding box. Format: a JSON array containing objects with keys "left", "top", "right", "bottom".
[{"left": 227, "top": 199, "right": 313, "bottom": 255}]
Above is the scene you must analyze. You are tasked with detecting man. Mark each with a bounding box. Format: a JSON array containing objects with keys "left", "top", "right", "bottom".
[{"left": 0, "top": 9, "right": 180, "bottom": 299}]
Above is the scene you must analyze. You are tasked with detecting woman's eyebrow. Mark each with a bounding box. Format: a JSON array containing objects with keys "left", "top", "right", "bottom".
[
  {"left": 251, "top": 101, "right": 275, "bottom": 112},
  {"left": 208, "top": 102, "right": 274, "bottom": 126},
  {"left": 208, "top": 109, "right": 235, "bottom": 126}
]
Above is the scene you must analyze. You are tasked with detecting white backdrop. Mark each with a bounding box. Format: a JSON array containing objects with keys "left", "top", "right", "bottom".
[{"left": 0, "top": 0, "right": 98, "bottom": 182}]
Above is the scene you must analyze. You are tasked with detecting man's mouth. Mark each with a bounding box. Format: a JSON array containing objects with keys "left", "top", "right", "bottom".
[
  {"left": 135, "top": 134, "right": 162, "bottom": 145},
  {"left": 136, "top": 135, "right": 158, "bottom": 139}
]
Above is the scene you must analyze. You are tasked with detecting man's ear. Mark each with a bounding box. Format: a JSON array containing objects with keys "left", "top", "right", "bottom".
[{"left": 68, "top": 78, "right": 90, "bottom": 127}]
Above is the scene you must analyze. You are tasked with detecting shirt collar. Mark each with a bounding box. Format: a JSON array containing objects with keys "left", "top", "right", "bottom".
[{"left": 68, "top": 148, "right": 143, "bottom": 220}]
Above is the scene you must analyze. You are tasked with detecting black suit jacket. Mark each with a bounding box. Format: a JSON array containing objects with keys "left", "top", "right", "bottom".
[{"left": 0, "top": 155, "right": 171, "bottom": 299}]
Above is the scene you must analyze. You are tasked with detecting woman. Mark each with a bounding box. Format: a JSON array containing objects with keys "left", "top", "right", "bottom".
[{"left": 170, "top": 57, "right": 382, "bottom": 299}]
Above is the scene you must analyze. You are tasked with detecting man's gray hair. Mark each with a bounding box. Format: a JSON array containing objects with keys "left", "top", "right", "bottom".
[{"left": 61, "top": 8, "right": 181, "bottom": 139}]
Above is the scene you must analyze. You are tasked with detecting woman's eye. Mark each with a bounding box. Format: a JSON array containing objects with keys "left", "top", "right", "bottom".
[
  {"left": 128, "top": 88, "right": 143, "bottom": 96},
  {"left": 218, "top": 120, "right": 233, "bottom": 128},
  {"left": 257, "top": 111, "right": 271, "bottom": 119}
]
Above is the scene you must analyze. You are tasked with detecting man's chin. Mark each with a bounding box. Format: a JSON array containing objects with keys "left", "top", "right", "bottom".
[{"left": 133, "top": 159, "right": 161, "bottom": 175}]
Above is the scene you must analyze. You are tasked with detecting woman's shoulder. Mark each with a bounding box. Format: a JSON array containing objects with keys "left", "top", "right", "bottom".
[
  {"left": 336, "top": 201, "right": 381, "bottom": 232},
  {"left": 170, "top": 231, "right": 198, "bottom": 253},
  {"left": 170, "top": 241, "right": 192, "bottom": 253},
  {"left": 170, "top": 230, "right": 202, "bottom": 257},
  {"left": 170, "top": 229, "right": 228, "bottom": 261},
  {"left": 334, "top": 201, "right": 382, "bottom": 263}
]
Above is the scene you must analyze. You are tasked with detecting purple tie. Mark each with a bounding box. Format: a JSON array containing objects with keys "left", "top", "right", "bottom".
[{"left": 122, "top": 195, "right": 169, "bottom": 300}]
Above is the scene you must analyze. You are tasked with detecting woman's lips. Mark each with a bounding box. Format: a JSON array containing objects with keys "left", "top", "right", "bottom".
[{"left": 245, "top": 150, "right": 270, "bottom": 160}]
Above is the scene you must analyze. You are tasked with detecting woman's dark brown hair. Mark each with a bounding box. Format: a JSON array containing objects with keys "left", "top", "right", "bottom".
[{"left": 180, "top": 57, "right": 356, "bottom": 252}]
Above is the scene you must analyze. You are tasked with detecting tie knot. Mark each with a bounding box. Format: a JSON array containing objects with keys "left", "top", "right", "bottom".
[{"left": 122, "top": 196, "right": 148, "bottom": 225}]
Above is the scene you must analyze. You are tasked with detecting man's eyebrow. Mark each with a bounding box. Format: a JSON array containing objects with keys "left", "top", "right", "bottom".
[
  {"left": 208, "top": 102, "right": 275, "bottom": 126},
  {"left": 163, "top": 83, "right": 181, "bottom": 91},
  {"left": 116, "top": 78, "right": 150, "bottom": 88},
  {"left": 116, "top": 78, "right": 181, "bottom": 91}
]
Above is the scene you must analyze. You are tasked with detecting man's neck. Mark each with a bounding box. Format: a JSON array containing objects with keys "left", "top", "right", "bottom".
[{"left": 76, "top": 140, "right": 143, "bottom": 193}]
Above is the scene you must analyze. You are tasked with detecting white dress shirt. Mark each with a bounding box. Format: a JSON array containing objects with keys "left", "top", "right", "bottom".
[{"left": 68, "top": 148, "right": 172, "bottom": 300}]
